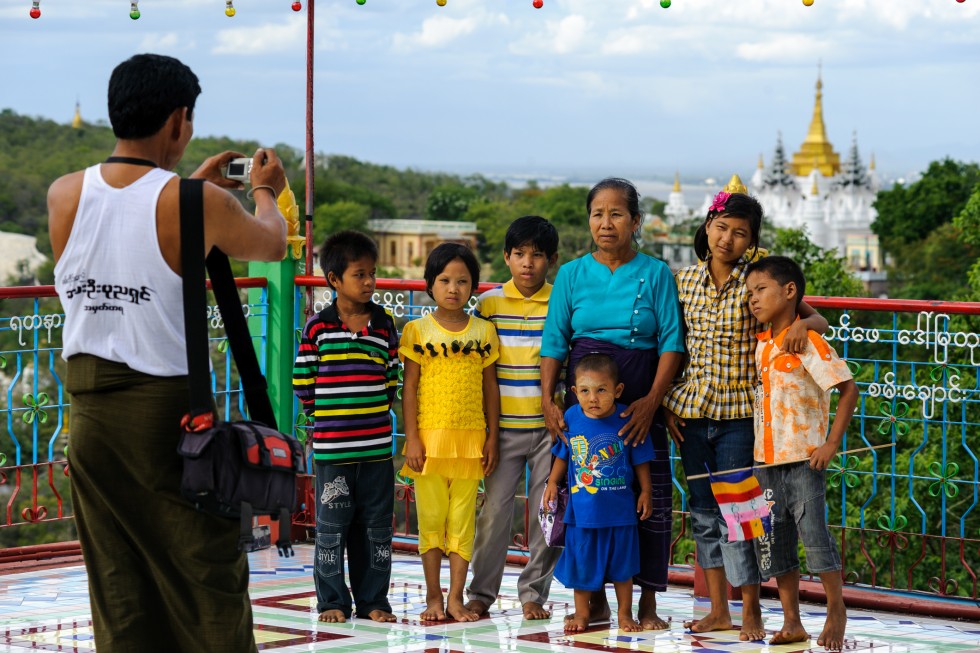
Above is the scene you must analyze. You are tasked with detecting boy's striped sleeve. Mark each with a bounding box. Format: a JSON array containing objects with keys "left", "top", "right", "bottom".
[
  {"left": 292, "top": 319, "right": 319, "bottom": 405},
  {"left": 385, "top": 311, "right": 400, "bottom": 406}
]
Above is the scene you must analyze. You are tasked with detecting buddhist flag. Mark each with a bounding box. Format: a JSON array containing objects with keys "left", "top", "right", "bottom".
[{"left": 708, "top": 468, "right": 772, "bottom": 542}]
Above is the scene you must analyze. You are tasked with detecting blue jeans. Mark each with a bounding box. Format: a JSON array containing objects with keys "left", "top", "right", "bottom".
[
  {"left": 314, "top": 460, "right": 394, "bottom": 617},
  {"left": 754, "top": 462, "right": 841, "bottom": 579},
  {"left": 678, "top": 418, "right": 761, "bottom": 587}
]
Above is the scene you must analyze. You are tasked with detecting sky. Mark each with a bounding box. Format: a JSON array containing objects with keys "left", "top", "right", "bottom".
[{"left": 1, "top": 0, "right": 978, "bottom": 189}]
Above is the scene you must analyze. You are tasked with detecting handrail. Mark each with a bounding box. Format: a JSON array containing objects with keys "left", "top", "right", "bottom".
[
  {"left": 0, "top": 277, "right": 269, "bottom": 300},
  {"left": 294, "top": 276, "right": 980, "bottom": 316}
]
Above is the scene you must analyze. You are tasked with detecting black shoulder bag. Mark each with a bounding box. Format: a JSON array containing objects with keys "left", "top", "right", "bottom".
[{"left": 175, "top": 178, "right": 303, "bottom": 556}]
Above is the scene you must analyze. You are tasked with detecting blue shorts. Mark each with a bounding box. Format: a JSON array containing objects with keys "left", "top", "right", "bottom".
[
  {"left": 554, "top": 525, "right": 639, "bottom": 591},
  {"left": 754, "top": 462, "right": 841, "bottom": 579}
]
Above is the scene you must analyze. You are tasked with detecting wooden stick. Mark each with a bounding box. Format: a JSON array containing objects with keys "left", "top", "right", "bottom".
[{"left": 685, "top": 442, "right": 896, "bottom": 481}]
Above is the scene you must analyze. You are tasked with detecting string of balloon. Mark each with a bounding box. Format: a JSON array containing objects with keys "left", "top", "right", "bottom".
[{"left": 22, "top": 0, "right": 968, "bottom": 22}]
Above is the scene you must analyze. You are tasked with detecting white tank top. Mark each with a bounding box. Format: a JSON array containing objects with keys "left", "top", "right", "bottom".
[{"left": 55, "top": 164, "right": 188, "bottom": 376}]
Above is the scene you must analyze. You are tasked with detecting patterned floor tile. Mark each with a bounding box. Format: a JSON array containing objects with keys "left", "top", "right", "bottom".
[{"left": 1, "top": 545, "right": 979, "bottom": 652}]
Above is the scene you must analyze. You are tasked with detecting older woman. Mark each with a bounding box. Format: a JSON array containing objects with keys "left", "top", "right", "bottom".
[{"left": 541, "top": 177, "right": 684, "bottom": 629}]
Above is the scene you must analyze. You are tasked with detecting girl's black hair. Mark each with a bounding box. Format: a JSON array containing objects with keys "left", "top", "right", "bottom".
[
  {"left": 586, "top": 177, "right": 642, "bottom": 219},
  {"left": 693, "top": 193, "right": 764, "bottom": 262},
  {"left": 423, "top": 243, "right": 481, "bottom": 299}
]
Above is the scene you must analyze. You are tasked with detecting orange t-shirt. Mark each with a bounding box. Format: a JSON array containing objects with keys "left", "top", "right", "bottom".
[{"left": 754, "top": 324, "right": 852, "bottom": 464}]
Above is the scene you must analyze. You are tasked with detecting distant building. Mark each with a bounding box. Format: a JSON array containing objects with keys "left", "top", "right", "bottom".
[
  {"left": 367, "top": 219, "right": 479, "bottom": 277},
  {"left": 71, "top": 101, "right": 82, "bottom": 129},
  {"left": 663, "top": 172, "right": 694, "bottom": 226},
  {"left": 741, "top": 70, "right": 883, "bottom": 276}
]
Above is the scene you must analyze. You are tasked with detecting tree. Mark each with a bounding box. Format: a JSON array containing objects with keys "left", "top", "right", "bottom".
[
  {"left": 872, "top": 158, "right": 980, "bottom": 255},
  {"left": 312, "top": 201, "right": 371, "bottom": 246},
  {"left": 886, "top": 223, "right": 980, "bottom": 301},
  {"left": 425, "top": 184, "right": 480, "bottom": 221},
  {"left": 953, "top": 181, "right": 980, "bottom": 301},
  {"left": 769, "top": 227, "right": 865, "bottom": 297}
]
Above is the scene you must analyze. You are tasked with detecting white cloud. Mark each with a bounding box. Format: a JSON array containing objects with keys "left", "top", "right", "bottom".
[
  {"left": 736, "top": 34, "right": 833, "bottom": 63},
  {"left": 212, "top": 18, "right": 306, "bottom": 55},
  {"left": 510, "top": 14, "right": 590, "bottom": 55},
  {"left": 601, "top": 26, "right": 663, "bottom": 56},
  {"left": 392, "top": 15, "right": 478, "bottom": 52},
  {"left": 139, "top": 33, "right": 184, "bottom": 51}
]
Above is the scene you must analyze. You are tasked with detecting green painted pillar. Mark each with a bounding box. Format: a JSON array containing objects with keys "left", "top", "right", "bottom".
[{"left": 248, "top": 257, "right": 299, "bottom": 432}]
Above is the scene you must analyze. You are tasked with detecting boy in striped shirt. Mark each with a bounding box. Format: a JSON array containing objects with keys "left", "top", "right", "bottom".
[
  {"left": 466, "top": 216, "right": 562, "bottom": 620},
  {"left": 293, "top": 230, "right": 400, "bottom": 624}
]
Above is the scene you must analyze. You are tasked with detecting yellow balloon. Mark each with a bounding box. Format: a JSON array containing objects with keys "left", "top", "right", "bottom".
[
  {"left": 225, "top": 6, "right": 236, "bottom": 16},
  {"left": 436, "top": 0, "right": 447, "bottom": 5},
  {"left": 802, "top": 0, "right": 814, "bottom": 5}
]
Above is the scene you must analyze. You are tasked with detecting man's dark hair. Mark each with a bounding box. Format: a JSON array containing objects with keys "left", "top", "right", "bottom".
[
  {"left": 574, "top": 353, "right": 620, "bottom": 384},
  {"left": 746, "top": 255, "right": 806, "bottom": 308},
  {"left": 424, "top": 243, "right": 481, "bottom": 299},
  {"left": 108, "top": 54, "right": 201, "bottom": 139},
  {"left": 504, "top": 215, "right": 559, "bottom": 258},
  {"left": 319, "top": 230, "right": 379, "bottom": 289}
]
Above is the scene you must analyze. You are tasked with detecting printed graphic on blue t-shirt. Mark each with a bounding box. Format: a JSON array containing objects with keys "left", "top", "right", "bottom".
[{"left": 551, "top": 403, "right": 655, "bottom": 528}]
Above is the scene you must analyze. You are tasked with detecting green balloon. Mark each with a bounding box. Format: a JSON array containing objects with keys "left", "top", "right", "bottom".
[
  {"left": 356, "top": 0, "right": 366, "bottom": 4},
  {"left": 130, "top": 9, "right": 140, "bottom": 19},
  {"left": 660, "top": 0, "right": 670, "bottom": 7}
]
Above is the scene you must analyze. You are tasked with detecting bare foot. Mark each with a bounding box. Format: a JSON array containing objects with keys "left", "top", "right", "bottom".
[
  {"left": 738, "top": 603, "right": 765, "bottom": 641},
  {"left": 564, "top": 613, "right": 590, "bottom": 633},
  {"left": 618, "top": 610, "right": 643, "bottom": 633},
  {"left": 563, "top": 597, "right": 610, "bottom": 626},
  {"left": 318, "top": 609, "right": 347, "bottom": 623},
  {"left": 683, "top": 611, "right": 733, "bottom": 633},
  {"left": 464, "top": 599, "right": 490, "bottom": 617},
  {"left": 446, "top": 599, "right": 480, "bottom": 622},
  {"left": 638, "top": 591, "right": 668, "bottom": 630},
  {"left": 420, "top": 595, "right": 446, "bottom": 621},
  {"left": 770, "top": 625, "right": 809, "bottom": 645},
  {"left": 522, "top": 601, "right": 551, "bottom": 620},
  {"left": 365, "top": 609, "right": 396, "bottom": 623},
  {"left": 816, "top": 605, "right": 846, "bottom": 651}
]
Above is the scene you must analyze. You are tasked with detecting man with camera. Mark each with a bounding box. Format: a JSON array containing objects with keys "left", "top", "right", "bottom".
[{"left": 47, "top": 53, "right": 287, "bottom": 652}]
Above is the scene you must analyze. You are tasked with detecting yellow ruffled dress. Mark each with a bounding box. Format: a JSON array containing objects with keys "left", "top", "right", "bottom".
[{"left": 399, "top": 313, "right": 499, "bottom": 480}]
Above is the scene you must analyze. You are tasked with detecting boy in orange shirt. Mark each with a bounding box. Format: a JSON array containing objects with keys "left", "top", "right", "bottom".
[{"left": 745, "top": 256, "right": 859, "bottom": 652}]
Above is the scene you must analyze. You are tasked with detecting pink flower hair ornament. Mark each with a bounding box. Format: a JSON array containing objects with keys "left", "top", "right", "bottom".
[{"left": 709, "top": 191, "right": 731, "bottom": 214}]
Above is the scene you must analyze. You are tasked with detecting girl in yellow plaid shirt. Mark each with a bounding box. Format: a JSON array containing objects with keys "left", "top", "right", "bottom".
[{"left": 662, "top": 182, "right": 827, "bottom": 642}]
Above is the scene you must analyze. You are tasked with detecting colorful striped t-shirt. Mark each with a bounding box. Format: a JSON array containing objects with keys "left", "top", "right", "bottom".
[
  {"left": 293, "top": 302, "right": 400, "bottom": 465},
  {"left": 475, "top": 280, "right": 550, "bottom": 430}
]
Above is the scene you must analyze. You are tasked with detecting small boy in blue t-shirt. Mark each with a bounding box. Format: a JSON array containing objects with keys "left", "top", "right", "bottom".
[{"left": 543, "top": 354, "right": 654, "bottom": 634}]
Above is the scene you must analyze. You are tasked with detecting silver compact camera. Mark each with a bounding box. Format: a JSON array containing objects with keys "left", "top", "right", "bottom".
[{"left": 223, "top": 157, "right": 253, "bottom": 182}]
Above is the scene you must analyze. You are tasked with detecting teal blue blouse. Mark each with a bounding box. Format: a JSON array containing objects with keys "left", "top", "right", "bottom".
[{"left": 541, "top": 252, "right": 685, "bottom": 360}]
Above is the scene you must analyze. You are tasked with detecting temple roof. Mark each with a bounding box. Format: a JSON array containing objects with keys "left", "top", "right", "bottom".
[{"left": 791, "top": 71, "right": 840, "bottom": 177}]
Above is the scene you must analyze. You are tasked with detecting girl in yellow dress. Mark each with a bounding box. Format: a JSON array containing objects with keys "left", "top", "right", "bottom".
[{"left": 400, "top": 243, "right": 500, "bottom": 622}]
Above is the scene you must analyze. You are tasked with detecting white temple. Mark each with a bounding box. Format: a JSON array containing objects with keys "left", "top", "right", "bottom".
[{"left": 747, "top": 72, "right": 883, "bottom": 271}]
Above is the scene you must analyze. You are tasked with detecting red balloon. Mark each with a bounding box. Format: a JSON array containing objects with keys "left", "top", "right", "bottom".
[
  {"left": 29, "top": 6, "right": 40, "bottom": 18},
  {"left": 533, "top": 0, "right": 543, "bottom": 7},
  {"left": 292, "top": 1, "right": 302, "bottom": 9}
]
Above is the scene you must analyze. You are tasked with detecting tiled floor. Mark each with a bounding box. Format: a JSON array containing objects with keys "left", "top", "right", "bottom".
[{"left": 2, "top": 545, "right": 980, "bottom": 652}]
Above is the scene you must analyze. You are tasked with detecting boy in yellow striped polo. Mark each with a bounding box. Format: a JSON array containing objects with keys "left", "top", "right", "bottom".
[{"left": 465, "top": 216, "right": 561, "bottom": 620}]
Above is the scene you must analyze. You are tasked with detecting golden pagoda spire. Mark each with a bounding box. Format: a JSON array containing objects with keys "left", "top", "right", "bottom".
[
  {"left": 723, "top": 174, "right": 748, "bottom": 195},
  {"left": 790, "top": 66, "right": 840, "bottom": 177},
  {"left": 869, "top": 152, "right": 876, "bottom": 171},
  {"left": 758, "top": 153, "right": 764, "bottom": 169},
  {"left": 672, "top": 171, "right": 681, "bottom": 192},
  {"left": 71, "top": 100, "right": 82, "bottom": 129}
]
